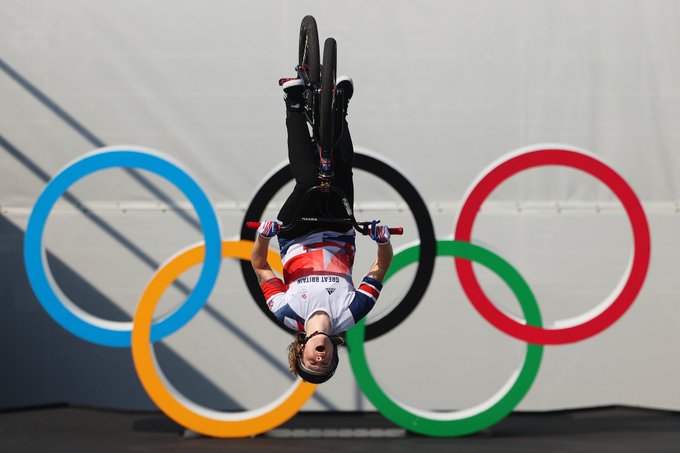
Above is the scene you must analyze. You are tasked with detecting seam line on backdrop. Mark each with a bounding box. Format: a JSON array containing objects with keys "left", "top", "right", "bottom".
[{"left": 3, "top": 201, "right": 679, "bottom": 214}]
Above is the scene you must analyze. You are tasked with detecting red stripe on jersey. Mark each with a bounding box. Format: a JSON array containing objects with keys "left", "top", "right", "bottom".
[
  {"left": 358, "top": 282, "right": 380, "bottom": 299},
  {"left": 261, "top": 278, "right": 286, "bottom": 300},
  {"left": 307, "top": 241, "right": 353, "bottom": 250},
  {"left": 284, "top": 250, "right": 325, "bottom": 282},
  {"left": 296, "top": 320, "right": 305, "bottom": 332}
]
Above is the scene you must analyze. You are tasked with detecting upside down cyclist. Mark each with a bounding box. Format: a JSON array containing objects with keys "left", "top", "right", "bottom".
[{"left": 250, "top": 72, "right": 394, "bottom": 384}]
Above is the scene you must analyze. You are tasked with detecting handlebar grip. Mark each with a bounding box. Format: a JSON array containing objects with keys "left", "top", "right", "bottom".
[
  {"left": 388, "top": 227, "right": 404, "bottom": 235},
  {"left": 246, "top": 221, "right": 261, "bottom": 230}
]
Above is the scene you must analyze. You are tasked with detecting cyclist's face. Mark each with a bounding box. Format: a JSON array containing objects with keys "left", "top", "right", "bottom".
[{"left": 301, "top": 335, "right": 334, "bottom": 371}]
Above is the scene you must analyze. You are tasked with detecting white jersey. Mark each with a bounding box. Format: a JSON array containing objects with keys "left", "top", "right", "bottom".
[{"left": 260, "top": 229, "right": 382, "bottom": 334}]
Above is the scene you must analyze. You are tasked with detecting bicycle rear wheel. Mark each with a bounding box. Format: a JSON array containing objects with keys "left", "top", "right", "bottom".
[
  {"left": 320, "top": 37, "right": 337, "bottom": 151},
  {"left": 298, "top": 16, "right": 320, "bottom": 84}
]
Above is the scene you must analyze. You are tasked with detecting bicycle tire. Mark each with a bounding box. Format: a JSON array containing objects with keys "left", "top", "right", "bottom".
[
  {"left": 298, "top": 16, "right": 320, "bottom": 84},
  {"left": 320, "top": 37, "right": 337, "bottom": 150}
]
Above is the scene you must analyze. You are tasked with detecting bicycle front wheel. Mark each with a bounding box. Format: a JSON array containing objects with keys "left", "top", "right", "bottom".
[
  {"left": 320, "top": 37, "right": 337, "bottom": 151},
  {"left": 298, "top": 16, "right": 320, "bottom": 84}
]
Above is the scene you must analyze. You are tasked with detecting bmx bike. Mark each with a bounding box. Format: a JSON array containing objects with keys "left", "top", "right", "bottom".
[{"left": 249, "top": 15, "right": 402, "bottom": 238}]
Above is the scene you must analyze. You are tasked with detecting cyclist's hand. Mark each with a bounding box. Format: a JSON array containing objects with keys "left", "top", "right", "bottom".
[
  {"left": 369, "top": 221, "right": 391, "bottom": 246},
  {"left": 257, "top": 221, "right": 281, "bottom": 239}
]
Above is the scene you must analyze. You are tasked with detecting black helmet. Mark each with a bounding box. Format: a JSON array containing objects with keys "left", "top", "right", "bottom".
[{"left": 295, "top": 332, "right": 340, "bottom": 384}]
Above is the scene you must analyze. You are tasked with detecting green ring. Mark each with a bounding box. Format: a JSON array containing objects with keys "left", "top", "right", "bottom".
[{"left": 347, "top": 240, "right": 544, "bottom": 437}]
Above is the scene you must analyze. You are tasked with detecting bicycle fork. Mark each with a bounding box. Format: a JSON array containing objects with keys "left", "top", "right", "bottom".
[
  {"left": 318, "top": 86, "right": 349, "bottom": 192},
  {"left": 318, "top": 146, "right": 334, "bottom": 192}
]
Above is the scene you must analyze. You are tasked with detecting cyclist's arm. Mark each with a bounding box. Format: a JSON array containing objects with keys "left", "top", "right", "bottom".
[
  {"left": 251, "top": 235, "right": 277, "bottom": 284},
  {"left": 365, "top": 242, "right": 393, "bottom": 283}
]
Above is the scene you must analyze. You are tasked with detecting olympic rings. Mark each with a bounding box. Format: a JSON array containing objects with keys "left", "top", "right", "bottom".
[
  {"left": 239, "top": 149, "right": 437, "bottom": 341},
  {"left": 132, "top": 240, "right": 317, "bottom": 438},
  {"left": 346, "top": 240, "right": 543, "bottom": 437},
  {"left": 454, "top": 146, "right": 651, "bottom": 345},
  {"left": 24, "top": 145, "right": 651, "bottom": 438},
  {"left": 23, "top": 147, "right": 222, "bottom": 347}
]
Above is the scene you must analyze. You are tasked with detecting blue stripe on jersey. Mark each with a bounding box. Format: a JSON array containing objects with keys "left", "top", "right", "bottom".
[
  {"left": 273, "top": 303, "right": 305, "bottom": 328},
  {"left": 348, "top": 292, "right": 375, "bottom": 323},
  {"left": 278, "top": 236, "right": 295, "bottom": 258},
  {"left": 348, "top": 277, "right": 382, "bottom": 322},
  {"left": 278, "top": 230, "right": 355, "bottom": 261},
  {"left": 362, "top": 276, "right": 383, "bottom": 291}
]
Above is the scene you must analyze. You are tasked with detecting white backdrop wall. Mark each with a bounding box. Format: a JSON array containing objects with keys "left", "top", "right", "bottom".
[{"left": 1, "top": 0, "right": 679, "bottom": 412}]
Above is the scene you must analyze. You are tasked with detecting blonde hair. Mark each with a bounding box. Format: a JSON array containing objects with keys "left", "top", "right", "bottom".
[{"left": 287, "top": 333, "right": 345, "bottom": 376}]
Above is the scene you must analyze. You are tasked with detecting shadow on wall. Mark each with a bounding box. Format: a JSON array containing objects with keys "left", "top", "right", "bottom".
[
  {"left": 0, "top": 214, "right": 244, "bottom": 411},
  {"left": 0, "top": 57, "right": 337, "bottom": 412}
]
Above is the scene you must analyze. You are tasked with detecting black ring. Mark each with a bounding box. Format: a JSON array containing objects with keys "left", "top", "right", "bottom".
[{"left": 239, "top": 151, "right": 436, "bottom": 341}]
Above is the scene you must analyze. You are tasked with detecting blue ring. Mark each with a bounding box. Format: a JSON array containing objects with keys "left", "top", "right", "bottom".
[{"left": 24, "top": 149, "right": 222, "bottom": 347}]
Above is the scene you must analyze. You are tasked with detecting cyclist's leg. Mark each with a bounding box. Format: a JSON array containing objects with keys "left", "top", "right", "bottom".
[
  {"left": 333, "top": 119, "right": 354, "bottom": 210},
  {"left": 277, "top": 110, "right": 320, "bottom": 234},
  {"left": 332, "top": 76, "right": 355, "bottom": 212},
  {"left": 286, "top": 111, "right": 317, "bottom": 187}
]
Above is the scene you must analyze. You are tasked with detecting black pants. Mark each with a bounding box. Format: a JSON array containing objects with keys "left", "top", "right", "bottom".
[{"left": 277, "top": 111, "right": 354, "bottom": 239}]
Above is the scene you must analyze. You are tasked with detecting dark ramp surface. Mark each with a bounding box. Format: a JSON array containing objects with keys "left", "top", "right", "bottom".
[{"left": 1, "top": 406, "right": 679, "bottom": 453}]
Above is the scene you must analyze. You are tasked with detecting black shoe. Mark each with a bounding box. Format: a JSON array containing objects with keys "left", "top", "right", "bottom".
[
  {"left": 335, "top": 75, "right": 353, "bottom": 115},
  {"left": 281, "top": 78, "right": 305, "bottom": 112}
]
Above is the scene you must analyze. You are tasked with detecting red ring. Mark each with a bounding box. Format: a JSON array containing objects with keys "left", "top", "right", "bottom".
[{"left": 454, "top": 148, "right": 651, "bottom": 345}]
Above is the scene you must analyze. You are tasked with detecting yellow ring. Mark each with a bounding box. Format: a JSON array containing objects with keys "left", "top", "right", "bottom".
[{"left": 131, "top": 240, "right": 317, "bottom": 438}]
